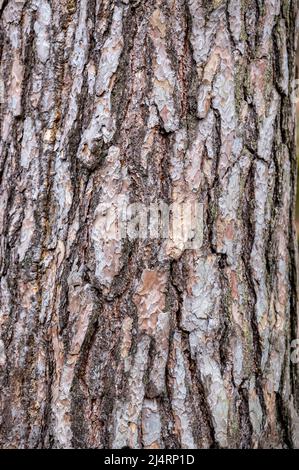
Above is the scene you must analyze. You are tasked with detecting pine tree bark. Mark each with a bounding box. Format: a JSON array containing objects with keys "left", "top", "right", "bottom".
[{"left": 0, "top": 0, "right": 299, "bottom": 449}]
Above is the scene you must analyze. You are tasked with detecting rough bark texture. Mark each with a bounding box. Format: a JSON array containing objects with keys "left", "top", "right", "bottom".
[{"left": 0, "top": 0, "right": 299, "bottom": 449}]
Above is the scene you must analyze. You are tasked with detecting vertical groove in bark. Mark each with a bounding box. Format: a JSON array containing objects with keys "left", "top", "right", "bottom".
[{"left": 0, "top": 0, "right": 298, "bottom": 449}]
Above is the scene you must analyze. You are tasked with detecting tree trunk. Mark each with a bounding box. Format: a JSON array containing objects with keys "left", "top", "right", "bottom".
[{"left": 0, "top": 0, "right": 298, "bottom": 449}]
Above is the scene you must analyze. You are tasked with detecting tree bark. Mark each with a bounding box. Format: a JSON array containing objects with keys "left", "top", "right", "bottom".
[{"left": 0, "top": 0, "right": 298, "bottom": 449}]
